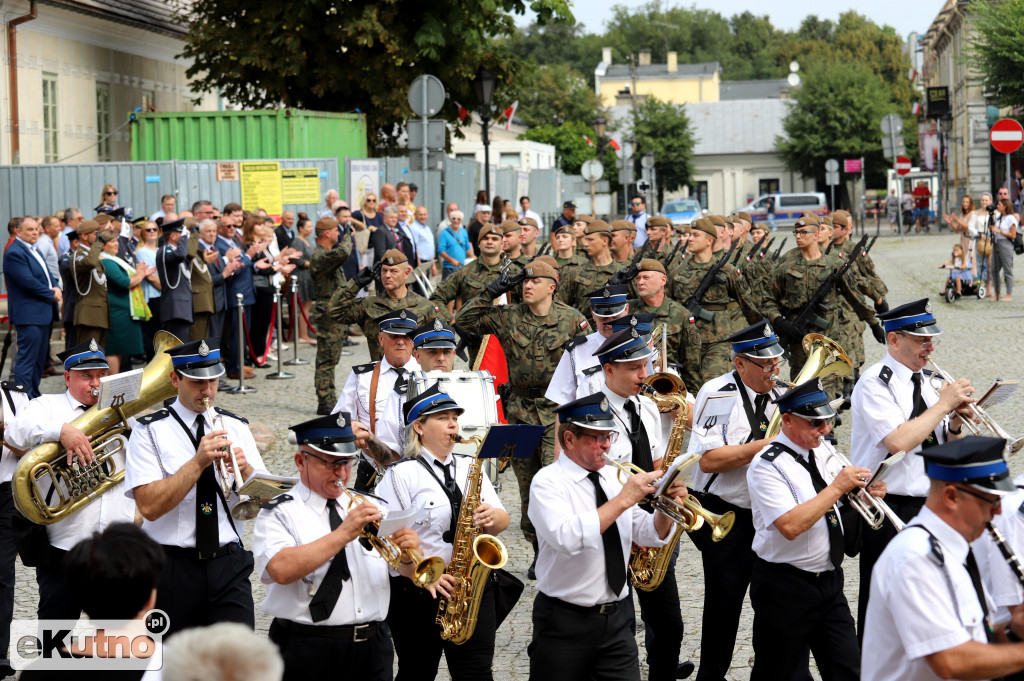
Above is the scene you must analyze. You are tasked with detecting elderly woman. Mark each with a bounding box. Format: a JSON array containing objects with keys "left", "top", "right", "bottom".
[
  {"left": 374, "top": 385, "right": 509, "bottom": 681},
  {"left": 97, "top": 228, "right": 150, "bottom": 372},
  {"left": 437, "top": 210, "right": 472, "bottom": 280}
]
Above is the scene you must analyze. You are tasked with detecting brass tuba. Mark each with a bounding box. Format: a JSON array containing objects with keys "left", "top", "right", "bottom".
[
  {"left": 765, "top": 333, "right": 851, "bottom": 437},
  {"left": 12, "top": 331, "right": 183, "bottom": 524},
  {"left": 436, "top": 434, "right": 508, "bottom": 644}
]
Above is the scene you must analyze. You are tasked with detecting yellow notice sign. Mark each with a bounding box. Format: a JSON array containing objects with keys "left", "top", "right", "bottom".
[
  {"left": 281, "top": 167, "right": 322, "bottom": 205},
  {"left": 240, "top": 161, "right": 282, "bottom": 218}
]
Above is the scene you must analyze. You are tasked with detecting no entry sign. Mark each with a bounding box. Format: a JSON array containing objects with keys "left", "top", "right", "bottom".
[
  {"left": 991, "top": 119, "right": 1024, "bottom": 154},
  {"left": 895, "top": 156, "right": 912, "bottom": 176}
]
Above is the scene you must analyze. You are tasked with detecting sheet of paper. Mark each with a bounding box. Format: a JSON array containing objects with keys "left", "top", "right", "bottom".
[
  {"left": 694, "top": 393, "right": 737, "bottom": 431},
  {"left": 867, "top": 451, "right": 906, "bottom": 487},
  {"left": 98, "top": 369, "right": 143, "bottom": 409},
  {"left": 378, "top": 502, "right": 422, "bottom": 537}
]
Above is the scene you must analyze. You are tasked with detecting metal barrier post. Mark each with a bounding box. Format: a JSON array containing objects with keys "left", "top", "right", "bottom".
[
  {"left": 228, "top": 293, "right": 257, "bottom": 394},
  {"left": 266, "top": 281, "right": 293, "bottom": 380},
  {"left": 284, "top": 274, "right": 309, "bottom": 366}
]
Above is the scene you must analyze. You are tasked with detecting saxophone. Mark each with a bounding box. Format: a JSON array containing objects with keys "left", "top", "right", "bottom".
[
  {"left": 629, "top": 380, "right": 696, "bottom": 592},
  {"left": 436, "top": 435, "right": 508, "bottom": 644}
]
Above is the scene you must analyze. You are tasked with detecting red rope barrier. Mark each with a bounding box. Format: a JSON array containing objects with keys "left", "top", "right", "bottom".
[
  {"left": 240, "top": 301, "right": 276, "bottom": 366},
  {"left": 295, "top": 290, "right": 317, "bottom": 335}
]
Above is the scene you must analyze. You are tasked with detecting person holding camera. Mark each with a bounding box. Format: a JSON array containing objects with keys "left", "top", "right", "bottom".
[{"left": 990, "top": 197, "right": 1017, "bottom": 301}]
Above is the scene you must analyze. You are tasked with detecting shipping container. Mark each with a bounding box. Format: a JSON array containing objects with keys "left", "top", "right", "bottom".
[{"left": 130, "top": 109, "right": 367, "bottom": 196}]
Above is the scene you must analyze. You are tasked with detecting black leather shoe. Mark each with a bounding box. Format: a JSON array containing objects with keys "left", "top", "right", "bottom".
[{"left": 676, "top": 661, "right": 695, "bottom": 679}]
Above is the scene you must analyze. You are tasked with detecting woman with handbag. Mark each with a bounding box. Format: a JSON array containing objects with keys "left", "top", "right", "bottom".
[
  {"left": 991, "top": 197, "right": 1018, "bottom": 301},
  {"left": 375, "top": 386, "right": 510, "bottom": 681},
  {"left": 971, "top": 192, "right": 994, "bottom": 293}
]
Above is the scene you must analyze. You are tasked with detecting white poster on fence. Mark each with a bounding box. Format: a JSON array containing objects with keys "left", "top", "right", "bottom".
[
  {"left": 516, "top": 172, "right": 530, "bottom": 204},
  {"left": 349, "top": 160, "right": 381, "bottom": 209}
]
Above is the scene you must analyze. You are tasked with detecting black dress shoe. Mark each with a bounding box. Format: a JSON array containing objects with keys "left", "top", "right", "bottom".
[{"left": 676, "top": 660, "right": 695, "bottom": 679}]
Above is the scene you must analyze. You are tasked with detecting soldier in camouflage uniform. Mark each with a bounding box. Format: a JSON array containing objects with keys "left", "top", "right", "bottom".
[
  {"left": 647, "top": 216, "right": 685, "bottom": 272},
  {"left": 762, "top": 212, "right": 885, "bottom": 401},
  {"left": 667, "top": 218, "right": 758, "bottom": 385},
  {"left": 454, "top": 259, "right": 588, "bottom": 574},
  {"left": 430, "top": 223, "right": 513, "bottom": 310},
  {"left": 629, "top": 258, "right": 703, "bottom": 392},
  {"left": 500, "top": 220, "right": 529, "bottom": 268},
  {"left": 610, "top": 219, "right": 638, "bottom": 264},
  {"left": 572, "top": 214, "right": 593, "bottom": 256},
  {"left": 328, "top": 248, "right": 446, "bottom": 363},
  {"left": 556, "top": 220, "right": 621, "bottom": 325},
  {"left": 309, "top": 217, "right": 354, "bottom": 413},
  {"left": 552, "top": 224, "right": 588, "bottom": 270}
]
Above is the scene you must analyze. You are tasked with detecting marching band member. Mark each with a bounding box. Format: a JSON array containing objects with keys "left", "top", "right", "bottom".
[
  {"left": 254, "top": 413, "right": 426, "bottom": 681},
  {"left": 746, "top": 379, "right": 883, "bottom": 681},
  {"left": 375, "top": 385, "right": 509, "bottom": 681},
  {"left": 527, "top": 393, "right": 686, "bottom": 681},
  {"left": 125, "top": 339, "right": 266, "bottom": 636},
  {"left": 862, "top": 436, "right": 1024, "bottom": 681},
  {"left": 686, "top": 321, "right": 783, "bottom": 681},
  {"left": 850, "top": 298, "right": 973, "bottom": 634},
  {"left": 0, "top": 379, "right": 28, "bottom": 675},
  {"left": 5, "top": 341, "right": 135, "bottom": 621}
]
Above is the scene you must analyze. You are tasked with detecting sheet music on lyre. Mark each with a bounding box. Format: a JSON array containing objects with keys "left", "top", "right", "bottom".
[
  {"left": 693, "top": 392, "right": 737, "bottom": 431},
  {"left": 97, "top": 369, "right": 143, "bottom": 409},
  {"left": 977, "top": 380, "right": 1019, "bottom": 410}
]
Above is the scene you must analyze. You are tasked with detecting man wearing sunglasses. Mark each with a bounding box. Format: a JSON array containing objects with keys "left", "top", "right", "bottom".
[
  {"left": 747, "top": 378, "right": 884, "bottom": 681},
  {"left": 626, "top": 195, "right": 648, "bottom": 248},
  {"left": 862, "top": 436, "right": 1024, "bottom": 681},
  {"left": 850, "top": 298, "right": 974, "bottom": 638}
]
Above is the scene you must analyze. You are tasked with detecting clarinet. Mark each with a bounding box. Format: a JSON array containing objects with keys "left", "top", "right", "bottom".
[{"left": 987, "top": 522, "right": 1024, "bottom": 588}]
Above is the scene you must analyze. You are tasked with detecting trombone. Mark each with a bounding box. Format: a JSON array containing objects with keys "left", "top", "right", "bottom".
[
  {"left": 200, "top": 397, "right": 261, "bottom": 520},
  {"left": 601, "top": 454, "right": 735, "bottom": 542},
  {"left": 821, "top": 449, "right": 905, "bottom": 532},
  {"left": 927, "top": 357, "right": 1024, "bottom": 454}
]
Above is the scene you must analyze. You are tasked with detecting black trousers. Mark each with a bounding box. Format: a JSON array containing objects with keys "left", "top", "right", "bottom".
[
  {"left": 36, "top": 545, "right": 82, "bottom": 621},
  {"left": 635, "top": 540, "right": 684, "bottom": 681},
  {"left": 387, "top": 574, "right": 496, "bottom": 681},
  {"left": 268, "top": 618, "right": 394, "bottom": 681},
  {"left": 529, "top": 593, "right": 639, "bottom": 681},
  {"left": 0, "top": 484, "right": 17, "bottom": 661},
  {"left": 749, "top": 560, "right": 859, "bottom": 681},
  {"left": 156, "top": 543, "right": 255, "bottom": 638},
  {"left": 141, "top": 296, "right": 162, "bottom": 361},
  {"left": 857, "top": 494, "right": 924, "bottom": 640},
  {"left": 689, "top": 496, "right": 813, "bottom": 681}
]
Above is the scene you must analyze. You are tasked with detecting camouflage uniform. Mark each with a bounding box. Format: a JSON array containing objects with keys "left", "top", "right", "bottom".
[
  {"left": 554, "top": 253, "right": 588, "bottom": 271},
  {"left": 834, "top": 241, "right": 888, "bottom": 401},
  {"left": 309, "top": 232, "right": 353, "bottom": 410},
  {"left": 454, "top": 293, "right": 588, "bottom": 543},
  {"left": 667, "top": 258, "right": 758, "bottom": 385},
  {"left": 762, "top": 253, "right": 879, "bottom": 400},
  {"left": 628, "top": 296, "right": 703, "bottom": 393},
  {"left": 555, "top": 261, "right": 620, "bottom": 325},
  {"left": 328, "top": 279, "right": 447, "bottom": 362},
  {"left": 428, "top": 257, "right": 518, "bottom": 361}
]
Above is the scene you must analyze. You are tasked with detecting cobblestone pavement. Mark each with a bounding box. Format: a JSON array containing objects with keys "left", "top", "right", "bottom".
[{"left": 11, "top": 231, "right": 1024, "bottom": 679}]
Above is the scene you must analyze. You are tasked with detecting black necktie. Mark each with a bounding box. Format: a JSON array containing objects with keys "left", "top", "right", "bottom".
[
  {"left": 434, "top": 460, "right": 463, "bottom": 506},
  {"left": 911, "top": 373, "right": 937, "bottom": 448},
  {"left": 754, "top": 393, "right": 770, "bottom": 422},
  {"left": 194, "top": 416, "right": 220, "bottom": 557},
  {"left": 393, "top": 366, "right": 407, "bottom": 394},
  {"left": 587, "top": 471, "right": 626, "bottom": 595},
  {"left": 965, "top": 548, "right": 995, "bottom": 642},
  {"left": 792, "top": 449, "right": 844, "bottom": 569},
  {"left": 309, "top": 500, "right": 352, "bottom": 622},
  {"left": 624, "top": 400, "right": 654, "bottom": 473}
]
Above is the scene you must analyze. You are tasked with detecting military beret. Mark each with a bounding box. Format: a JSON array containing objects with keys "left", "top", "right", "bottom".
[
  {"left": 532, "top": 255, "right": 560, "bottom": 271},
  {"left": 820, "top": 216, "right": 833, "bottom": 228},
  {"left": 477, "top": 223, "right": 502, "bottom": 243},
  {"left": 647, "top": 216, "right": 672, "bottom": 229},
  {"left": 315, "top": 217, "right": 338, "bottom": 233},
  {"left": 733, "top": 211, "right": 752, "bottom": 224},
  {"left": 553, "top": 224, "right": 575, "bottom": 237},
  {"left": 522, "top": 261, "right": 559, "bottom": 282},
  {"left": 575, "top": 214, "right": 595, "bottom": 225},
  {"left": 183, "top": 217, "right": 197, "bottom": 229},
  {"left": 584, "top": 220, "right": 612, "bottom": 235},
  {"left": 500, "top": 220, "right": 522, "bottom": 235},
  {"left": 77, "top": 219, "right": 100, "bottom": 236},
  {"left": 381, "top": 249, "right": 408, "bottom": 266},
  {"left": 610, "top": 219, "right": 636, "bottom": 233},
  {"left": 94, "top": 213, "right": 114, "bottom": 226},
  {"left": 708, "top": 214, "right": 728, "bottom": 228},
  {"left": 517, "top": 216, "right": 539, "bottom": 229},
  {"left": 794, "top": 212, "right": 821, "bottom": 227},
  {"left": 832, "top": 210, "right": 851, "bottom": 227},
  {"left": 692, "top": 218, "right": 717, "bottom": 238},
  {"left": 638, "top": 258, "right": 666, "bottom": 274}
]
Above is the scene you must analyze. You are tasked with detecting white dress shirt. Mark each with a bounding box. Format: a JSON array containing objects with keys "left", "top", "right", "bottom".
[
  {"left": 125, "top": 398, "right": 265, "bottom": 548},
  {"left": 253, "top": 482, "right": 391, "bottom": 625},
  {"left": 603, "top": 389, "right": 663, "bottom": 467},
  {"left": 376, "top": 448, "right": 504, "bottom": 567},
  {"left": 747, "top": 432, "right": 842, "bottom": 573},
  {"left": 519, "top": 209, "right": 542, "bottom": 226},
  {"left": 861, "top": 506, "right": 990, "bottom": 681},
  {"left": 5, "top": 392, "right": 136, "bottom": 550},
  {"left": 334, "top": 356, "right": 421, "bottom": 430},
  {"left": 0, "top": 383, "right": 31, "bottom": 482},
  {"left": 529, "top": 455, "right": 667, "bottom": 606},
  {"left": 850, "top": 353, "right": 947, "bottom": 498},
  {"left": 688, "top": 372, "right": 780, "bottom": 508},
  {"left": 976, "top": 487, "right": 1024, "bottom": 623},
  {"left": 545, "top": 333, "right": 659, "bottom": 404}
]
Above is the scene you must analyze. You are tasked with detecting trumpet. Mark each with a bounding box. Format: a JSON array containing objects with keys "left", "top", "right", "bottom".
[
  {"left": 821, "top": 449, "right": 904, "bottom": 532},
  {"left": 601, "top": 454, "right": 734, "bottom": 542},
  {"left": 927, "top": 357, "right": 1024, "bottom": 454},
  {"left": 199, "top": 397, "right": 261, "bottom": 521},
  {"left": 342, "top": 489, "right": 445, "bottom": 588}
]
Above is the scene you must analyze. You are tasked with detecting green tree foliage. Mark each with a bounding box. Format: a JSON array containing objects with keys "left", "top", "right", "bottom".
[
  {"left": 966, "top": 0, "right": 1024, "bottom": 110},
  {"left": 519, "top": 121, "right": 605, "bottom": 174},
  {"left": 177, "top": 0, "right": 573, "bottom": 153},
  {"left": 503, "top": 22, "right": 604, "bottom": 79},
  {"left": 630, "top": 97, "right": 695, "bottom": 208},
  {"left": 776, "top": 62, "right": 900, "bottom": 187},
  {"left": 516, "top": 63, "right": 603, "bottom": 128}
]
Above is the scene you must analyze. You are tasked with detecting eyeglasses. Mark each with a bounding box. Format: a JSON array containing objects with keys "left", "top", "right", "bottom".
[
  {"left": 954, "top": 485, "right": 1002, "bottom": 508},
  {"left": 631, "top": 201, "right": 643, "bottom": 206},
  {"left": 304, "top": 451, "right": 353, "bottom": 471},
  {"left": 144, "top": 228, "right": 158, "bottom": 233},
  {"left": 792, "top": 228, "right": 818, "bottom": 236},
  {"left": 895, "top": 332, "right": 939, "bottom": 348},
  {"left": 366, "top": 198, "right": 377, "bottom": 203},
  {"left": 740, "top": 355, "right": 782, "bottom": 374},
  {"left": 578, "top": 431, "right": 619, "bottom": 445},
  {"left": 790, "top": 414, "right": 831, "bottom": 428},
  {"left": 105, "top": 190, "right": 118, "bottom": 196}
]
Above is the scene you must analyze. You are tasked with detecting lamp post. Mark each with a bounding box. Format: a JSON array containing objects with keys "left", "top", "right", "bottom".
[
  {"left": 472, "top": 67, "right": 497, "bottom": 202},
  {"left": 593, "top": 116, "right": 608, "bottom": 157}
]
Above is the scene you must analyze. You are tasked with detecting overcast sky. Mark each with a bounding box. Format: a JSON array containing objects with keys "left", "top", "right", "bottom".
[{"left": 524, "top": 0, "right": 934, "bottom": 40}]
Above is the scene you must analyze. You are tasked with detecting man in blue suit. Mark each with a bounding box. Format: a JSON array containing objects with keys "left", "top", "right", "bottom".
[{"left": 3, "top": 217, "right": 61, "bottom": 397}]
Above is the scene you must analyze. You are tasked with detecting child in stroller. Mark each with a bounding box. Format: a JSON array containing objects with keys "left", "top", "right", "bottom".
[{"left": 939, "top": 243, "right": 984, "bottom": 301}]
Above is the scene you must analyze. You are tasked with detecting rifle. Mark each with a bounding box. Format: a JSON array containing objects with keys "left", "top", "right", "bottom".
[
  {"left": 682, "top": 240, "right": 739, "bottom": 324},
  {"left": 824, "top": 241, "right": 834, "bottom": 256},
  {"left": 771, "top": 237, "right": 788, "bottom": 260},
  {"left": 789, "top": 234, "right": 868, "bottom": 335},
  {"left": 737, "top": 233, "right": 769, "bottom": 277},
  {"left": 663, "top": 236, "right": 687, "bottom": 269},
  {"left": 759, "top": 236, "right": 776, "bottom": 259},
  {"left": 606, "top": 240, "right": 653, "bottom": 285},
  {"left": 863, "top": 234, "right": 879, "bottom": 256}
]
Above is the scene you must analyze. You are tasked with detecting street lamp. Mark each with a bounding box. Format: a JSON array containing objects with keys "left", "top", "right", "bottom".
[
  {"left": 593, "top": 116, "right": 608, "bottom": 156},
  {"left": 472, "top": 67, "right": 497, "bottom": 202}
]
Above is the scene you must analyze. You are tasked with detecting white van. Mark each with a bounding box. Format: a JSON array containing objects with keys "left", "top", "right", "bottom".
[{"left": 734, "top": 193, "right": 829, "bottom": 228}]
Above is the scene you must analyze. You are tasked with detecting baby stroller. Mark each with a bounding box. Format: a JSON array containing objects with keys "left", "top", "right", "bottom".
[{"left": 942, "top": 273, "right": 985, "bottom": 303}]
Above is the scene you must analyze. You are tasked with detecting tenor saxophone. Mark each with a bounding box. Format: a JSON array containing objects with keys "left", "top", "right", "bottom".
[
  {"left": 436, "top": 435, "right": 508, "bottom": 644},
  {"left": 629, "top": 381, "right": 692, "bottom": 591}
]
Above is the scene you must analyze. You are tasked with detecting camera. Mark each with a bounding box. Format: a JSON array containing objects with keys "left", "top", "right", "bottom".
[{"left": 987, "top": 203, "right": 996, "bottom": 213}]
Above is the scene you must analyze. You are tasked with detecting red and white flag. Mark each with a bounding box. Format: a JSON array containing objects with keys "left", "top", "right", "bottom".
[
  {"left": 608, "top": 138, "right": 622, "bottom": 151},
  {"left": 908, "top": 68, "right": 918, "bottom": 82},
  {"left": 503, "top": 100, "right": 518, "bottom": 130},
  {"left": 911, "top": 102, "right": 921, "bottom": 115},
  {"left": 583, "top": 135, "right": 594, "bottom": 147},
  {"left": 456, "top": 102, "right": 469, "bottom": 123}
]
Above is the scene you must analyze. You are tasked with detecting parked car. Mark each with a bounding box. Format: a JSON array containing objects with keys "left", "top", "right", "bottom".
[
  {"left": 735, "top": 192, "right": 828, "bottom": 228},
  {"left": 661, "top": 199, "right": 703, "bottom": 225}
]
